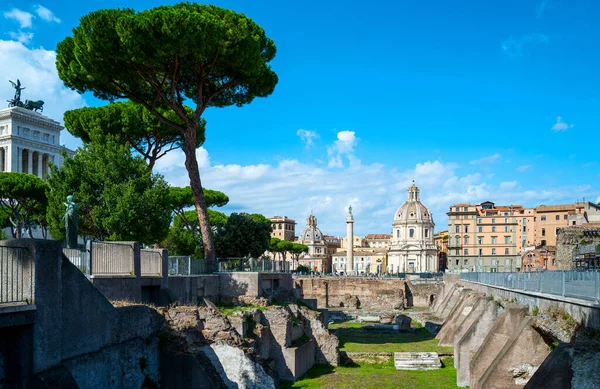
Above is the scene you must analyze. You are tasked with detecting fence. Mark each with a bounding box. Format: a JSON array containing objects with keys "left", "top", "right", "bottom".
[
  {"left": 0, "top": 246, "right": 33, "bottom": 305},
  {"left": 63, "top": 247, "right": 90, "bottom": 278},
  {"left": 91, "top": 242, "right": 134, "bottom": 276},
  {"left": 169, "top": 256, "right": 207, "bottom": 275},
  {"left": 461, "top": 271, "right": 600, "bottom": 302},
  {"left": 141, "top": 249, "right": 162, "bottom": 276},
  {"left": 217, "top": 257, "right": 289, "bottom": 273}
]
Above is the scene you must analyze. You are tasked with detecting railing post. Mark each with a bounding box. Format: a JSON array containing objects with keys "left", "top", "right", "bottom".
[
  {"left": 596, "top": 271, "right": 599, "bottom": 303},
  {"left": 86, "top": 240, "right": 93, "bottom": 278},
  {"left": 188, "top": 256, "right": 191, "bottom": 275},
  {"left": 133, "top": 242, "right": 141, "bottom": 279},
  {"left": 562, "top": 271, "right": 566, "bottom": 297}
]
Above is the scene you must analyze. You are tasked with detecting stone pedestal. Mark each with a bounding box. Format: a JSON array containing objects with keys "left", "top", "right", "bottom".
[{"left": 394, "top": 352, "right": 441, "bottom": 370}]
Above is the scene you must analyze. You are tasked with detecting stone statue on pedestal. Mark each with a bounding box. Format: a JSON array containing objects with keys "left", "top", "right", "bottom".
[{"left": 64, "top": 195, "right": 79, "bottom": 249}]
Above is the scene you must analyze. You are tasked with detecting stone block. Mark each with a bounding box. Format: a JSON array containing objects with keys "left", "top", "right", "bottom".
[{"left": 394, "top": 352, "right": 441, "bottom": 370}]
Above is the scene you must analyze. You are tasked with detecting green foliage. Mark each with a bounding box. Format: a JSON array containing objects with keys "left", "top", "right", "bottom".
[
  {"left": 0, "top": 173, "right": 48, "bottom": 238},
  {"left": 64, "top": 102, "right": 206, "bottom": 169},
  {"left": 296, "top": 265, "right": 311, "bottom": 273},
  {"left": 215, "top": 212, "right": 272, "bottom": 258},
  {"left": 46, "top": 138, "right": 171, "bottom": 244},
  {"left": 168, "top": 186, "right": 228, "bottom": 216},
  {"left": 532, "top": 306, "right": 540, "bottom": 316},
  {"left": 161, "top": 209, "right": 227, "bottom": 257},
  {"left": 56, "top": 2, "right": 278, "bottom": 266}
]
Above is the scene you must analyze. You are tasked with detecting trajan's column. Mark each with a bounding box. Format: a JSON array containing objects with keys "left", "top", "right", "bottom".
[{"left": 346, "top": 206, "right": 354, "bottom": 275}]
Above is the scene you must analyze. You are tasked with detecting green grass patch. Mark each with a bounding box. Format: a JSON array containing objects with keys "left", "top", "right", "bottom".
[
  {"left": 282, "top": 357, "right": 459, "bottom": 389},
  {"left": 337, "top": 327, "right": 453, "bottom": 354},
  {"left": 217, "top": 304, "right": 265, "bottom": 316},
  {"left": 328, "top": 321, "right": 363, "bottom": 330}
]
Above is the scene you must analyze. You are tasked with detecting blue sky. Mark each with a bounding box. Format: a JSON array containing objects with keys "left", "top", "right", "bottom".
[{"left": 1, "top": 0, "right": 599, "bottom": 236}]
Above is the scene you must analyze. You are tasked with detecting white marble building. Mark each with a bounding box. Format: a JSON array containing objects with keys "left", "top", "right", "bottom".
[
  {"left": 387, "top": 181, "right": 438, "bottom": 273},
  {"left": 297, "top": 213, "right": 329, "bottom": 272},
  {"left": 0, "top": 106, "right": 74, "bottom": 178}
]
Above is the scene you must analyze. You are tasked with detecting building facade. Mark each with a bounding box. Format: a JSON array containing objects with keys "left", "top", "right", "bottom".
[
  {"left": 447, "top": 202, "right": 523, "bottom": 272},
  {"left": 269, "top": 216, "right": 296, "bottom": 241},
  {"left": 332, "top": 248, "right": 388, "bottom": 275},
  {"left": 0, "top": 106, "right": 73, "bottom": 178},
  {"left": 364, "top": 234, "right": 392, "bottom": 249},
  {"left": 388, "top": 182, "right": 438, "bottom": 273},
  {"left": 340, "top": 235, "right": 368, "bottom": 249},
  {"left": 433, "top": 230, "right": 449, "bottom": 271}
]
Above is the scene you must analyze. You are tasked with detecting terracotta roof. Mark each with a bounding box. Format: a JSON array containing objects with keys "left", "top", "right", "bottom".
[
  {"left": 535, "top": 204, "right": 576, "bottom": 212},
  {"left": 451, "top": 203, "right": 472, "bottom": 207},
  {"left": 364, "top": 234, "right": 392, "bottom": 239}
]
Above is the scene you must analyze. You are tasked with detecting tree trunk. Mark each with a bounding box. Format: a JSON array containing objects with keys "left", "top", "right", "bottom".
[{"left": 182, "top": 131, "right": 216, "bottom": 272}]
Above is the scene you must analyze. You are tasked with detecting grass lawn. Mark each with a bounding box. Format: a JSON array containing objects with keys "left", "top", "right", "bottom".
[
  {"left": 335, "top": 323, "right": 453, "bottom": 354},
  {"left": 282, "top": 357, "right": 459, "bottom": 389}
]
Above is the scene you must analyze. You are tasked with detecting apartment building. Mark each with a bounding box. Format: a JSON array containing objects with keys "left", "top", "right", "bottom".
[
  {"left": 340, "top": 235, "right": 368, "bottom": 249},
  {"left": 269, "top": 216, "right": 296, "bottom": 241},
  {"left": 364, "top": 234, "right": 392, "bottom": 249},
  {"left": 447, "top": 202, "right": 522, "bottom": 272},
  {"left": 434, "top": 230, "right": 449, "bottom": 271}
]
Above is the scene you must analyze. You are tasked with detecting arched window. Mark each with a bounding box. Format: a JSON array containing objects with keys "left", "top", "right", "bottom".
[
  {"left": 396, "top": 229, "right": 400, "bottom": 238},
  {"left": 425, "top": 229, "right": 429, "bottom": 238},
  {"left": 455, "top": 236, "right": 460, "bottom": 245},
  {"left": 464, "top": 236, "right": 469, "bottom": 244},
  {"left": 409, "top": 229, "right": 415, "bottom": 238}
]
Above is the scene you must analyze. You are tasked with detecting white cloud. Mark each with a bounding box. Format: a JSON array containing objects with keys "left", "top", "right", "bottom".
[
  {"left": 552, "top": 116, "right": 574, "bottom": 132},
  {"left": 517, "top": 165, "right": 532, "bottom": 172},
  {"left": 500, "top": 181, "right": 518, "bottom": 190},
  {"left": 35, "top": 5, "right": 60, "bottom": 23},
  {"left": 4, "top": 8, "right": 33, "bottom": 28},
  {"left": 536, "top": 0, "right": 548, "bottom": 18},
  {"left": 470, "top": 153, "right": 501, "bottom": 165},
  {"left": 327, "top": 130, "right": 358, "bottom": 168},
  {"left": 502, "top": 33, "right": 549, "bottom": 57},
  {"left": 296, "top": 129, "right": 318, "bottom": 149},
  {"left": 8, "top": 31, "right": 34, "bottom": 44},
  {"left": 0, "top": 40, "right": 86, "bottom": 150}
]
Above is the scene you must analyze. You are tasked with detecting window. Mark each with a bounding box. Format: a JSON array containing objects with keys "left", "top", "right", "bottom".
[
  {"left": 464, "top": 236, "right": 469, "bottom": 244},
  {"left": 464, "top": 249, "right": 469, "bottom": 255},
  {"left": 556, "top": 215, "right": 560, "bottom": 221},
  {"left": 504, "top": 218, "right": 508, "bottom": 223},
  {"left": 456, "top": 225, "right": 460, "bottom": 233},
  {"left": 455, "top": 237, "right": 460, "bottom": 245},
  {"left": 555, "top": 227, "right": 560, "bottom": 236},
  {"left": 425, "top": 229, "right": 429, "bottom": 238},
  {"left": 478, "top": 236, "right": 483, "bottom": 245},
  {"left": 505, "top": 226, "right": 509, "bottom": 232},
  {"left": 522, "top": 218, "right": 526, "bottom": 224},
  {"left": 455, "top": 249, "right": 460, "bottom": 256},
  {"left": 456, "top": 259, "right": 459, "bottom": 265},
  {"left": 492, "top": 226, "right": 496, "bottom": 233},
  {"left": 479, "top": 248, "right": 483, "bottom": 256},
  {"left": 522, "top": 239, "right": 527, "bottom": 248},
  {"left": 492, "top": 219, "right": 496, "bottom": 224},
  {"left": 409, "top": 229, "right": 415, "bottom": 238},
  {"left": 564, "top": 215, "right": 568, "bottom": 220},
  {"left": 522, "top": 226, "right": 527, "bottom": 233},
  {"left": 465, "top": 225, "right": 469, "bottom": 233},
  {"left": 542, "top": 228, "right": 546, "bottom": 237},
  {"left": 455, "top": 207, "right": 459, "bottom": 212},
  {"left": 396, "top": 229, "right": 399, "bottom": 238},
  {"left": 478, "top": 219, "right": 482, "bottom": 224},
  {"left": 464, "top": 207, "right": 468, "bottom": 211},
  {"left": 505, "top": 248, "right": 509, "bottom": 255},
  {"left": 504, "top": 236, "right": 510, "bottom": 244},
  {"left": 478, "top": 226, "right": 483, "bottom": 233},
  {"left": 491, "top": 237, "right": 497, "bottom": 244},
  {"left": 492, "top": 248, "right": 496, "bottom": 255},
  {"left": 541, "top": 216, "right": 546, "bottom": 221}
]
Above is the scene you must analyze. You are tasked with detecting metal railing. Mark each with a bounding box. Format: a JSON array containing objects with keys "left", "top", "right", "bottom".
[
  {"left": 0, "top": 246, "right": 33, "bottom": 305},
  {"left": 169, "top": 256, "right": 207, "bottom": 275},
  {"left": 461, "top": 271, "right": 600, "bottom": 302},
  {"left": 91, "top": 242, "right": 134, "bottom": 276},
  {"left": 141, "top": 249, "right": 162, "bottom": 276},
  {"left": 217, "top": 257, "right": 291, "bottom": 273},
  {"left": 63, "top": 247, "right": 90, "bottom": 278}
]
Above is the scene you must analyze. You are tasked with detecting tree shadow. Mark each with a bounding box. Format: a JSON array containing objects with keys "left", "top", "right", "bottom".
[{"left": 279, "top": 364, "right": 336, "bottom": 388}]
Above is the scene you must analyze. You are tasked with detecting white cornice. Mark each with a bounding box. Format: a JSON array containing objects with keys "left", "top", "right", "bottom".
[{"left": 0, "top": 107, "right": 63, "bottom": 131}]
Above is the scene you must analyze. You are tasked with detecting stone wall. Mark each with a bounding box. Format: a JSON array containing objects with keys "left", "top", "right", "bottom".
[
  {"left": 295, "top": 277, "right": 411, "bottom": 309},
  {"left": 556, "top": 226, "right": 600, "bottom": 270}
]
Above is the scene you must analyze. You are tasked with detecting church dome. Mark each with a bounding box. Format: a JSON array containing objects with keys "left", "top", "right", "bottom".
[
  {"left": 299, "top": 214, "right": 323, "bottom": 242},
  {"left": 393, "top": 181, "right": 433, "bottom": 224}
]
